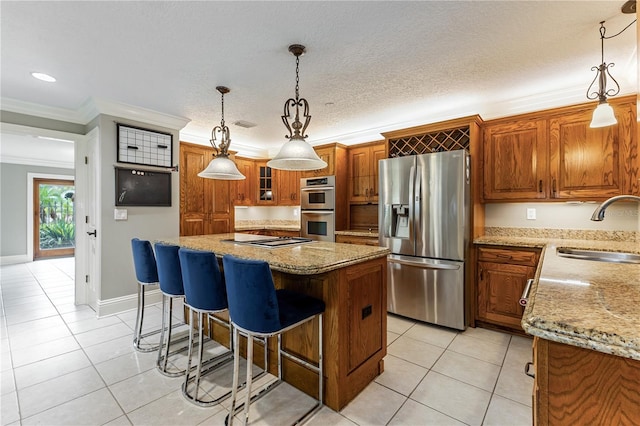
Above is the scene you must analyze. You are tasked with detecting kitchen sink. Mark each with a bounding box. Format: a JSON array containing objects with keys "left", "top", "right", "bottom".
[{"left": 556, "top": 247, "right": 640, "bottom": 264}]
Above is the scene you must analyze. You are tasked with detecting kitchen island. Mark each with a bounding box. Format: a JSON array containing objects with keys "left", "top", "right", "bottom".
[
  {"left": 475, "top": 232, "right": 640, "bottom": 425},
  {"left": 158, "top": 233, "right": 390, "bottom": 411}
]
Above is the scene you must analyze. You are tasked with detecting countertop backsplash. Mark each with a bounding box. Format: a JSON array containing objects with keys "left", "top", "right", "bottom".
[{"left": 484, "top": 226, "right": 638, "bottom": 242}]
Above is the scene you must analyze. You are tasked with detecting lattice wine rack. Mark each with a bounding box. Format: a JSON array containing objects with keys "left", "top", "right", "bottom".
[{"left": 388, "top": 126, "right": 470, "bottom": 157}]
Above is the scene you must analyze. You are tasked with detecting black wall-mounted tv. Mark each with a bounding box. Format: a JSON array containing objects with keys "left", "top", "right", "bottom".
[{"left": 115, "top": 167, "right": 172, "bottom": 207}]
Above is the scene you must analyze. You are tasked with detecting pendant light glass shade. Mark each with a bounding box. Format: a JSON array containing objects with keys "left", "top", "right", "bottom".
[
  {"left": 267, "top": 136, "right": 327, "bottom": 171},
  {"left": 198, "top": 154, "right": 246, "bottom": 180},
  {"left": 199, "top": 86, "right": 245, "bottom": 180},
  {"left": 590, "top": 101, "right": 617, "bottom": 128}
]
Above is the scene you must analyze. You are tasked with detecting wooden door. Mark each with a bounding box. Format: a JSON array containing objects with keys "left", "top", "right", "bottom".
[
  {"left": 483, "top": 119, "right": 548, "bottom": 201},
  {"left": 370, "top": 143, "right": 386, "bottom": 202},
  {"left": 477, "top": 261, "right": 534, "bottom": 329},
  {"left": 180, "top": 143, "right": 234, "bottom": 236},
  {"left": 348, "top": 146, "right": 370, "bottom": 202},
  {"left": 33, "top": 178, "right": 76, "bottom": 259},
  {"left": 549, "top": 103, "right": 634, "bottom": 199},
  {"left": 233, "top": 158, "right": 255, "bottom": 205},
  {"left": 276, "top": 170, "right": 300, "bottom": 206}
]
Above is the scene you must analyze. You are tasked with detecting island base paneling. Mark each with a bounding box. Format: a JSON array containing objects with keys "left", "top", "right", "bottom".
[{"left": 206, "top": 256, "right": 387, "bottom": 411}]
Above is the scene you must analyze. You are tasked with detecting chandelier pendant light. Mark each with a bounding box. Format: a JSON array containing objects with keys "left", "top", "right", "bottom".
[
  {"left": 586, "top": 20, "right": 629, "bottom": 128},
  {"left": 267, "top": 44, "right": 327, "bottom": 171},
  {"left": 198, "top": 86, "right": 246, "bottom": 180}
]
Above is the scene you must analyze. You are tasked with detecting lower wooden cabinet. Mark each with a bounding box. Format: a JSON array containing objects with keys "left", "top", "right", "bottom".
[
  {"left": 533, "top": 337, "right": 640, "bottom": 425},
  {"left": 336, "top": 234, "right": 379, "bottom": 246},
  {"left": 476, "top": 245, "right": 540, "bottom": 332}
]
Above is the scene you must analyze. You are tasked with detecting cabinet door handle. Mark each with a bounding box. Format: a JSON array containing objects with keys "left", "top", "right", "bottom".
[
  {"left": 365, "top": 188, "right": 369, "bottom": 198},
  {"left": 370, "top": 187, "right": 374, "bottom": 198},
  {"left": 552, "top": 179, "right": 557, "bottom": 197},
  {"left": 525, "top": 362, "right": 535, "bottom": 378},
  {"left": 479, "top": 268, "right": 483, "bottom": 281},
  {"left": 538, "top": 180, "right": 543, "bottom": 193}
]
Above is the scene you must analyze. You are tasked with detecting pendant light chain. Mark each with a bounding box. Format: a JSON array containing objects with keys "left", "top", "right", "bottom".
[
  {"left": 295, "top": 54, "right": 300, "bottom": 102},
  {"left": 220, "top": 90, "right": 226, "bottom": 128}
]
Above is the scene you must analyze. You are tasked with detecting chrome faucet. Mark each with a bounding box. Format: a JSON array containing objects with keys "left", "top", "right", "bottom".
[{"left": 590, "top": 195, "right": 640, "bottom": 221}]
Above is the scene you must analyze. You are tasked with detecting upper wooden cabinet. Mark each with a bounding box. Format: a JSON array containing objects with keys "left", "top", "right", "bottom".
[
  {"left": 301, "top": 145, "right": 338, "bottom": 178},
  {"left": 233, "top": 158, "right": 255, "bottom": 206},
  {"left": 482, "top": 96, "right": 637, "bottom": 201},
  {"left": 348, "top": 141, "right": 386, "bottom": 203},
  {"left": 275, "top": 170, "right": 301, "bottom": 206},
  {"left": 549, "top": 101, "right": 636, "bottom": 199},
  {"left": 179, "top": 142, "right": 234, "bottom": 236},
  {"left": 483, "top": 119, "right": 548, "bottom": 201},
  {"left": 255, "top": 161, "right": 275, "bottom": 205}
]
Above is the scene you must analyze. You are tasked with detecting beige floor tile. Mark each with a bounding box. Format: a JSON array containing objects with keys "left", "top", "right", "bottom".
[
  {"left": 306, "top": 406, "right": 356, "bottom": 426},
  {"left": 17, "top": 366, "right": 105, "bottom": 418},
  {"left": 460, "top": 326, "right": 512, "bottom": 346},
  {"left": 503, "top": 339, "right": 533, "bottom": 370},
  {"left": 388, "top": 398, "right": 465, "bottom": 426},
  {"left": 387, "top": 331, "right": 400, "bottom": 346},
  {"left": 66, "top": 315, "right": 123, "bottom": 334},
  {"left": 375, "top": 354, "right": 428, "bottom": 396},
  {"left": 108, "top": 368, "right": 185, "bottom": 413},
  {"left": 340, "top": 381, "right": 406, "bottom": 426},
  {"left": 404, "top": 322, "right": 458, "bottom": 348},
  {"left": 75, "top": 322, "right": 134, "bottom": 348},
  {"left": 10, "top": 335, "right": 80, "bottom": 368},
  {"left": 386, "top": 314, "right": 416, "bottom": 334},
  {"left": 410, "top": 371, "right": 491, "bottom": 426},
  {"left": 387, "top": 335, "right": 445, "bottom": 369},
  {"left": 127, "top": 389, "right": 223, "bottom": 426},
  {"left": 8, "top": 323, "right": 72, "bottom": 351},
  {"left": 102, "top": 415, "right": 133, "bottom": 426},
  {"left": 0, "top": 391, "right": 20, "bottom": 425},
  {"left": 83, "top": 335, "right": 137, "bottom": 365},
  {"left": 448, "top": 333, "right": 509, "bottom": 365},
  {"left": 95, "top": 349, "right": 159, "bottom": 385},
  {"left": 483, "top": 394, "right": 532, "bottom": 426},
  {"left": 432, "top": 350, "right": 501, "bottom": 391},
  {"left": 0, "top": 368, "right": 15, "bottom": 395},
  {"left": 493, "top": 364, "right": 534, "bottom": 407},
  {"left": 21, "top": 388, "right": 123, "bottom": 426},
  {"left": 6, "top": 315, "right": 66, "bottom": 338},
  {"left": 13, "top": 349, "right": 91, "bottom": 389}
]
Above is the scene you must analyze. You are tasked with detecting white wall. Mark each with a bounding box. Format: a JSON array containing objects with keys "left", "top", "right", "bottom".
[{"left": 484, "top": 202, "right": 639, "bottom": 231}]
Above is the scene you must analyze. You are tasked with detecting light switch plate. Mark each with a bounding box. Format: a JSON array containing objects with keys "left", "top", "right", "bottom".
[
  {"left": 526, "top": 208, "right": 536, "bottom": 220},
  {"left": 114, "top": 208, "right": 128, "bottom": 221}
]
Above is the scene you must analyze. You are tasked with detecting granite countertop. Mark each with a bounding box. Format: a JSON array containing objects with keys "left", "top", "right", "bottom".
[
  {"left": 335, "top": 229, "right": 379, "bottom": 238},
  {"left": 157, "top": 233, "right": 389, "bottom": 275},
  {"left": 475, "top": 234, "right": 640, "bottom": 360}
]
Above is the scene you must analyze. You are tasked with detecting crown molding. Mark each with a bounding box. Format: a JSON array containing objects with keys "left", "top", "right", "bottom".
[
  {"left": 0, "top": 155, "right": 74, "bottom": 169},
  {"left": 1, "top": 97, "right": 191, "bottom": 131}
]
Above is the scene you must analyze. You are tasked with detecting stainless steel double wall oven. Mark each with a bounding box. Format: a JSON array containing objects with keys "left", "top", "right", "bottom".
[{"left": 300, "top": 176, "right": 335, "bottom": 242}]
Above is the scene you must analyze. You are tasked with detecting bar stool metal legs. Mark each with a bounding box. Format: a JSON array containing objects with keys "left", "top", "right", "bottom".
[
  {"left": 131, "top": 238, "right": 161, "bottom": 352},
  {"left": 156, "top": 294, "right": 190, "bottom": 376}
]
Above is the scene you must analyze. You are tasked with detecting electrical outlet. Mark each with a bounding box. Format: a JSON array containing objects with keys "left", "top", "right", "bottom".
[{"left": 526, "top": 208, "right": 536, "bottom": 220}]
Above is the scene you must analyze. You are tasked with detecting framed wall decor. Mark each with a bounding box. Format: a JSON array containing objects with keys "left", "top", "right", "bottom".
[{"left": 117, "top": 123, "right": 173, "bottom": 168}]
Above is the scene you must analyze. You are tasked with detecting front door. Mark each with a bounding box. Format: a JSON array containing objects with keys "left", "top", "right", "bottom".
[{"left": 33, "top": 178, "right": 75, "bottom": 259}]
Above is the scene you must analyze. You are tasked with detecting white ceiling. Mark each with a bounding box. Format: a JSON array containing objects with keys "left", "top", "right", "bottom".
[{"left": 1, "top": 1, "right": 637, "bottom": 159}]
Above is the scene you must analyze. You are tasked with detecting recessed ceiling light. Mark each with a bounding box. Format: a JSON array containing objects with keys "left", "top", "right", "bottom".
[{"left": 31, "top": 72, "right": 56, "bottom": 82}]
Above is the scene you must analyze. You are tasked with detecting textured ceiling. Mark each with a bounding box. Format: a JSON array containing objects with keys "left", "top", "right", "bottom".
[{"left": 1, "top": 1, "right": 637, "bottom": 158}]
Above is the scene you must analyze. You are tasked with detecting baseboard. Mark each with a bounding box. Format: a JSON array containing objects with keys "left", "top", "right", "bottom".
[
  {"left": 0, "top": 255, "right": 30, "bottom": 265},
  {"left": 96, "top": 287, "right": 163, "bottom": 317}
]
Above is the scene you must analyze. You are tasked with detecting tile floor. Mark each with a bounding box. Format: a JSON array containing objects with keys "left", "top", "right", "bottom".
[{"left": 1, "top": 258, "right": 534, "bottom": 425}]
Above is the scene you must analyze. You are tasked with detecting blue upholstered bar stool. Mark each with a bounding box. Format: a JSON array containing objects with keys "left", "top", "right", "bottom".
[
  {"left": 131, "top": 238, "right": 161, "bottom": 352},
  {"left": 222, "top": 254, "right": 326, "bottom": 426},
  {"left": 154, "top": 243, "right": 190, "bottom": 377},
  {"left": 178, "top": 248, "right": 234, "bottom": 407}
]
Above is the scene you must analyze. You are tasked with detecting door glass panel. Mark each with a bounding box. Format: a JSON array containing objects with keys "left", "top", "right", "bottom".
[{"left": 35, "top": 181, "right": 75, "bottom": 258}]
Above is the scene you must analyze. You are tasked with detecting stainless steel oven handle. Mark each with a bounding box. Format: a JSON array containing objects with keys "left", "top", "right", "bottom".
[
  {"left": 300, "top": 210, "right": 334, "bottom": 215},
  {"left": 388, "top": 257, "right": 460, "bottom": 270},
  {"left": 301, "top": 186, "right": 334, "bottom": 191}
]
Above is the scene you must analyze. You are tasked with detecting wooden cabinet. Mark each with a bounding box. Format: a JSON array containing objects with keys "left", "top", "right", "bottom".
[
  {"left": 482, "top": 96, "right": 638, "bottom": 202},
  {"left": 301, "top": 145, "right": 336, "bottom": 178},
  {"left": 549, "top": 101, "right": 636, "bottom": 199},
  {"left": 348, "top": 141, "right": 386, "bottom": 203},
  {"left": 533, "top": 337, "right": 640, "bottom": 425},
  {"left": 476, "top": 245, "right": 540, "bottom": 332},
  {"left": 256, "top": 161, "right": 275, "bottom": 205},
  {"left": 179, "top": 142, "right": 234, "bottom": 236},
  {"left": 275, "top": 170, "right": 301, "bottom": 206},
  {"left": 483, "top": 120, "right": 548, "bottom": 201},
  {"left": 336, "top": 234, "right": 379, "bottom": 246},
  {"left": 233, "top": 158, "right": 255, "bottom": 206}
]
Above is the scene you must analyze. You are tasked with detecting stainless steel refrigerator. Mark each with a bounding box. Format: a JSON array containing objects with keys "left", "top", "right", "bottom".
[{"left": 379, "top": 150, "right": 470, "bottom": 330}]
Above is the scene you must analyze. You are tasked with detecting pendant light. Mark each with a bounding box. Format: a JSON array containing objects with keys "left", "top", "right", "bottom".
[
  {"left": 586, "top": 19, "right": 635, "bottom": 128},
  {"left": 198, "top": 86, "right": 246, "bottom": 180},
  {"left": 267, "top": 44, "right": 327, "bottom": 171}
]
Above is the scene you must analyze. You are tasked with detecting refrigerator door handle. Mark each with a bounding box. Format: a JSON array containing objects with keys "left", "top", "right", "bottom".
[
  {"left": 408, "top": 165, "right": 416, "bottom": 244},
  {"left": 413, "top": 165, "right": 422, "bottom": 238},
  {"left": 388, "top": 256, "right": 461, "bottom": 270}
]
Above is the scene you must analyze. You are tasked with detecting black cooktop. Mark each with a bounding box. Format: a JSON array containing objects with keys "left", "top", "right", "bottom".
[{"left": 223, "top": 235, "right": 314, "bottom": 248}]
